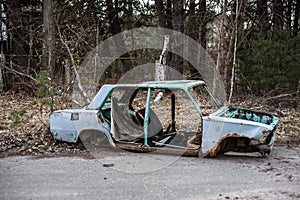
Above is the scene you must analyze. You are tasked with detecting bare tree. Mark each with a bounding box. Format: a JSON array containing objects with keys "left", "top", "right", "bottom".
[
  {"left": 106, "top": 0, "right": 129, "bottom": 76},
  {"left": 271, "top": 0, "right": 284, "bottom": 30},
  {"left": 7, "top": 0, "right": 27, "bottom": 68},
  {"left": 257, "top": 0, "right": 269, "bottom": 32},
  {"left": 187, "top": 0, "right": 196, "bottom": 39},
  {"left": 216, "top": 0, "right": 227, "bottom": 77},
  {"left": 294, "top": 0, "right": 300, "bottom": 36},
  {"left": 171, "top": 0, "right": 184, "bottom": 76},
  {"left": 42, "top": 0, "right": 55, "bottom": 77},
  {"left": 166, "top": 0, "right": 173, "bottom": 29},
  {"left": 228, "top": 0, "right": 241, "bottom": 103},
  {"left": 199, "top": 0, "right": 207, "bottom": 49},
  {"left": 286, "top": 0, "right": 292, "bottom": 30},
  {"left": 155, "top": 0, "right": 165, "bottom": 28}
]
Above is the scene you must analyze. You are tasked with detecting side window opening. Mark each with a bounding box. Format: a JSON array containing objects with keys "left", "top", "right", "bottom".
[
  {"left": 105, "top": 87, "right": 203, "bottom": 150},
  {"left": 148, "top": 88, "right": 202, "bottom": 149}
]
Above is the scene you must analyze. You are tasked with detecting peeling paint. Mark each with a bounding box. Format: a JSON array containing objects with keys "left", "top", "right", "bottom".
[{"left": 49, "top": 80, "right": 278, "bottom": 157}]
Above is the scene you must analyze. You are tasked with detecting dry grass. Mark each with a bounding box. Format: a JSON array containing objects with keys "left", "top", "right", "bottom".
[{"left": 0, "top": 91, "right": 299, "bottom": 157}]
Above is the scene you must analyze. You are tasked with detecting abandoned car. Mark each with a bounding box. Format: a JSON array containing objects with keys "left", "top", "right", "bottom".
[{"left": 49, "top": 80, "right": 278, "bottom": 157}]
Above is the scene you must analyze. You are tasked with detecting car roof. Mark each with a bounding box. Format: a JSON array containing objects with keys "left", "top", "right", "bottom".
[
  {"left": 105, "top": 80, "right": 206, "bottom": 89},
  {"left": 87, "top": 80, "right": 206, "bottom": 109}
]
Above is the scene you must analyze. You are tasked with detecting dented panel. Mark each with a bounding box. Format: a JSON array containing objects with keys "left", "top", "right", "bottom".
[
  {"left": 201, "top": 106, "right": 278, "bottom": 156},
  {"left": 50, "top": 109, "right": 113, "bottom": 144},
  {"left": 49, "top": 111, "right": 77, "bottom": 142}
]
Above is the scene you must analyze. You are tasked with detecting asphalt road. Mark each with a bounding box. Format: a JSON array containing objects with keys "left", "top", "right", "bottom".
[{"left": 0, "top": 145, "right": 299, "bottom": 200}]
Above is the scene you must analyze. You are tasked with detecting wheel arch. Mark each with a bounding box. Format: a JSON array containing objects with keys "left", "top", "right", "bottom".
[
  {"left": 205, "top": 134, "right": 252, "bottom": 157},
  {"left": 77, "top": 128, "right": 115, "bottom": 147}
]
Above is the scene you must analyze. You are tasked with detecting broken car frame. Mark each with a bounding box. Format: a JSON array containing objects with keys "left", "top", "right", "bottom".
[{"left": 49, "top": 80, "right": 278, "bottom": 157}]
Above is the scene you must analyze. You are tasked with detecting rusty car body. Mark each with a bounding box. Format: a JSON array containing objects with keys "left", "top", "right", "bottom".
[{"left": 49, "top": 80, "right": 278, "bottom": 157}]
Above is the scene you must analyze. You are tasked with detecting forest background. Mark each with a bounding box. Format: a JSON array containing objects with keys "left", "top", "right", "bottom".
[{"left": 0, "top": 0, "right": 299, "bottom": 156}]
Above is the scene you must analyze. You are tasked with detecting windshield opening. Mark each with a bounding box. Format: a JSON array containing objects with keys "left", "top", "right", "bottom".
[{"left": 188, "top": 85, "right": 221, "bottom": 115}]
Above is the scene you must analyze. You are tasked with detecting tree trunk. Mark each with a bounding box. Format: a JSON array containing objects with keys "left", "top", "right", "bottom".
[
  {"left": 294, "top": 0, "right": 300, "bottom": 36},
  {"left": 286, "top": 0, "right": 292, "bottom": 30},
  {"left": 199, "top": 0, "right": 207, "bottom": 49},
  {"left": 166, "top": 0, "right": 173, "bottom": 29},
  {"left": 106, "top": 0, "right": 129, "bottom": 77},
  {"left": 172, "top": 0, "right": 184, "bottom": 33},
  {"left": 7, "top": 0, "right": 27, "bottom": 69},
  {"left": 170, "top": 0, "right": 184, "bottom": 76},
  {"left": 0, "top": 53, "right": 5, "bottom": 91},
  {"left": 216, "top": 0, "right": 227, "bottom": 75},
  {"left": 271, "top": 0, "right": 284, "bottom": 30},
  {"left": 257, "top": 0, "right": 269, "bottom": 32},
  {"left": 187, "top": 0, "right": 196, "bottom": 39},
  {"left": 155, "top": 0, "right": 165, "bottom": 28},
  {"left": 64, "top": 59, "right": 70, "bottom": 86},
  {"left": 155, "top": 0, "right": 167, "bottom": 38},
  {"left": 228, "top": 0, "right": 240, "bottom": 103},
  {"left": 186, "top": 0, "right": 196, "bottom": 79},
  {"left": 214, "top": 0, "right": 227, "bottom": 96},
  {"left": 106, "top": 0, "right": 122, "bottom": 35},
  {"left": 43, "top": 0, "right": 55, "bottom": 78}
]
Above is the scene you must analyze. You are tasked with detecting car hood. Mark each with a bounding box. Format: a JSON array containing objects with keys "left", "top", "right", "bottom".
[{"left": 208, "top": 106, "right": 278, "bottom": 128}]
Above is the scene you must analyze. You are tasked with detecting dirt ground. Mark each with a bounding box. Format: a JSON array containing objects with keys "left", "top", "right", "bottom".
[{"left": 0, "top": 90, "right": 299, "bottom": 157}]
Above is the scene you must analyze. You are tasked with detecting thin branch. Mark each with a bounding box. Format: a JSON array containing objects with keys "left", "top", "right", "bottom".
[
  {"left": 260, "top": 92, "right": 299, "bottom": 102},
  {"left": 4, "top": 64, "right": 37, "bottom": 82},
  {"left": 56, "top": 21, "right": 90, "bottom": 104}
]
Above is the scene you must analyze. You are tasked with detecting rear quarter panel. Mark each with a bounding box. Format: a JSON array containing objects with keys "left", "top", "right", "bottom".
[
  {"left": 50, "top": 109, "right": 102, "bottom": 143},
  {"left": 50, "top": 111, "right": 77, "bottom": 142}
]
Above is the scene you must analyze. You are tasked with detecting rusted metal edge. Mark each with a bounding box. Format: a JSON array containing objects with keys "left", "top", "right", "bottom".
[
  {"left": 204, "top": 133, "right": 273, "bottom": 157},
  {"left": 115, "top": 142, "right": 200, "bottom": 157}
]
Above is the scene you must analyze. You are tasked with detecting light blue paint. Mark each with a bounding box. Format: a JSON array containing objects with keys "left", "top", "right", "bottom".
[{"left": 143, "top": 88, "right": 152, "bottom": 147}]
